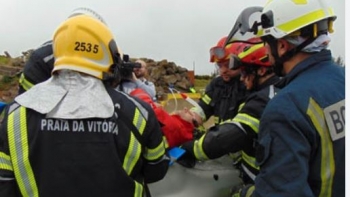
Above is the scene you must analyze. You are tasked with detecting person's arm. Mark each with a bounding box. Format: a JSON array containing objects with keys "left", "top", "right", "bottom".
[
  {"left": 141, "top": 104, "right": 169, "bottom": 183},
  {"left": 196, "top": 79, "right": 217, "bottom": 121},
  {"left": 253, "top": 99, "right": 313, "bottom": 197},
  {"left": 135, "top": 79, "right": 156, "bottom": 101},
  {"left": 181, "top": 122, "right": 246, "bottom": 160}
]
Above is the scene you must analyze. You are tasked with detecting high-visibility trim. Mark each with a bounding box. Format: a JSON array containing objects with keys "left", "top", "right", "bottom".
[
  {"left": 123, "top": 133, "right": 142, "bottom": 175},
  {"left": 144, "top": 141, "right": 166, "bottom": 161},
  {"left": 134, "top": 181, "right": 143, "bottom": 197},
  {"left": 133, "top": 109, "right": 146, "bottom": 135},
  {"left": 8, "top": 106, "right": 38, "bottom": 197},
  {"left": 245, "top": 185, "right": 255, "bottom": 197},
  {"left": 307, "top": 98, "right": 334, "bottom": 197},
  {"left": 19, "top": 73, "right": 34, "bottom": 91},
  {"left": 214, "top": 116, "right": 219, "bottom": 124},
  {"left": 201, "top": 94, "right": 211, "bottom": 105},
  {"left": 233, "top": 113, "right": 260, "bottom": 133},
  {"left": 242, "top": 151, "right": 259, "bottom": 170},
  {"left": 0, "top": 152, "right": 13, "bottom": 171},
  {"left": 193, "top": 135, "right": 209, "bottom": 160},
  {"left": 242, "top": 164, "right": 256, "bottom": 181},
  {"left": 162, "top": 136, "right": 169, "bottom": 149},
  {"left": 278, "top": 9, "right": 328, "bottom": 35},
  {"left": 238, "top": 43, "right": 264, "bottom": 59},
  {"left": 238, "top": 102, "right": 245, "bottom": 112}
]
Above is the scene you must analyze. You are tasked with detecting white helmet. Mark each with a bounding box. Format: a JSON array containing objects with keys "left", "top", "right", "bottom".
[{"left": 259, "top": 0, "right": 336, "bottom": 39}]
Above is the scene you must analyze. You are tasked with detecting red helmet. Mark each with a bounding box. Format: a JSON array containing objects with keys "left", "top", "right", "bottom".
[
  {"left": 209, "top": 36, "right": 243, "bottom": 63},
  {"left": 229, "top": 37, "right": 271, "bottom": 70}
]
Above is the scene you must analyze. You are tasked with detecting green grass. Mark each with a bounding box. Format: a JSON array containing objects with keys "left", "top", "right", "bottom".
[
  {"left": 0, "top": 56, "right": 9, "bottom": 65},
  {"left": 194, "top": 79, "right": 210, "bottom": 93}
]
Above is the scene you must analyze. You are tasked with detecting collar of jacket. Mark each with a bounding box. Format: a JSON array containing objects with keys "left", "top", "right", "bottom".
[
  {"left": 275, "top": 49, "right": 332, "bottom": 89},
  {"left": 15, "top": 70, "right": 114, "bottom": 119},
  {"left": 256, "top": 75, "right": 281, "bottom": 91}
]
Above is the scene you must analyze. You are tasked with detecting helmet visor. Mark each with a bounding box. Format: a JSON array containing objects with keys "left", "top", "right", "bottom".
[
  {"left": 226, "top": 6, "right": 264, "bottom": 45},
  {"left": 228, "top": 55, "right": 242, "bottom": 70},
  {"left": 210, "top": 46, "right": 226, "bottom": 62}
]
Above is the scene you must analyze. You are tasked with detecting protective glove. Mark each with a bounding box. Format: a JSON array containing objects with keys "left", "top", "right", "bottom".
[{"left": 176, "top": 149, "right": 196, "bottom": 168}]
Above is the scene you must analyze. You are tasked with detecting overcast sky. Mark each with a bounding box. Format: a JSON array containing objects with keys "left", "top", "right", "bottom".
[{"left": 0, "top": 0, "right": 346, "bottom": 75}]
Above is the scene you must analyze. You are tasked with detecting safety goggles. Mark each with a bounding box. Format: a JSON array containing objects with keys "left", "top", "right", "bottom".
[
  {"left": 228, "top": 55, "right": 242, "bottom": 70},
  {"left": 210, "top": 46, "right": 227, "bottom": 62}
]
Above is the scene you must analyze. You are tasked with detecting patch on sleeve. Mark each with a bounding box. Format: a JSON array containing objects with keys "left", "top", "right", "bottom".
[{"left": 324, "top": 99, "right": 345, "bottom": 141}]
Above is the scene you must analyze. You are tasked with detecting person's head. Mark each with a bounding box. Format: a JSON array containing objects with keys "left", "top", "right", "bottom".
[
  {"left": 230, "top": 37, "right": 273, "bottom": 91},
  {"left": 133, "top": 59, "right": 148, "bottom": 79},
  {"left": 52, "top": 8, "right": 123, "bottom": 82},
  {"left": 210, "top": 36, "right": 242, "bottom": 82},
  {"left": 173, "top": 107, "right": 203, "bottom": 127},
  {"left": 256, "top": 0, "right": 337, "bottom": 76}
]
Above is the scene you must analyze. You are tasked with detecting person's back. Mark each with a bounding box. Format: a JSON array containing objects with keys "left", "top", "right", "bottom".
[
  {"left": 257, "top": 50, "right": 345, "bottom": 196},
  {"left": 239, "top": 0, "right": 345, "bottom": 196},
  {"left": 0, "top": 8, "right": 168, "bottom": 197},
  {"left": 1, "top": 87, "right": 167, "bottom": 197}
]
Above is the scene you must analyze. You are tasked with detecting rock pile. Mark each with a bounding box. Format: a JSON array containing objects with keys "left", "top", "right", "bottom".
[{"left": 0, "top": 51, "right": 193, "bottom": 102}]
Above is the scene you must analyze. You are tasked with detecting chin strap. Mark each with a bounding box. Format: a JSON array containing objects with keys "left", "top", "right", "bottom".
[{"left": 266, "top": 36, "right": 317, "bottom": 76}]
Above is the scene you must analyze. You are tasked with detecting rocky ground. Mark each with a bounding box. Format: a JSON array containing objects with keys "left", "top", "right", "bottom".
[{"left": 0, "top": 50, "right": 195, "bottom": 103}]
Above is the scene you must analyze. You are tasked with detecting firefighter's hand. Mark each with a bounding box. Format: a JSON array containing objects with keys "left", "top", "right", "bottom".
[{"left": 176, "top": 150, "right": 196, "bottom": 168}]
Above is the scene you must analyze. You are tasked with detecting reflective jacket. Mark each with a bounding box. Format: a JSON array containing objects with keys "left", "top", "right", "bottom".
[
  {"left": 198, "top": 75, "right": 247, "bottom": 125},
  {"left": 0, "top": 87, "right": 169, "bottom": 197},
  {"left": 182, "top": 76, "right": 280, "bottom": 184},
  {"left": 253, "top": 50, "right": 345, "bottom": 197},
  {"left": 18, "top": 40, "right": 54, "bottom": 94}
]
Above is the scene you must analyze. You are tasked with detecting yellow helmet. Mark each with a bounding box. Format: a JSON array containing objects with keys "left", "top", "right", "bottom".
[
  {"left": 52, "top": 14, "right": 122, "bottom": 80},
  {"left": 259, "top": 0, "right": 336, "bottom": 39}
]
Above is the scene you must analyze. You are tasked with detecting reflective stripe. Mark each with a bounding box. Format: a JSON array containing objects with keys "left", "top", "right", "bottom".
[
  {"left": 268, "top": 85, "right": 276, "bottom": 99},
  {"left": 163, "top": 136, "right": 169, "bottom": 149},
  {"left": 238, "top": 43, "right": 265, "bottom": 59},
  {"left": 0, "top": 152, "right": 13, "bottom": 171},
  {"left": 307, "top": 98, "right": 334, "bottom": 197},
  {"left": 233, "top": 113, "right": 260, "bottom": 133},
  {"left": 19, "top": 73, "right": 34, "bottom": 91},
  {"left": 43, "top": 54, "right": 54, "bottom": 63},
  {"left": 123, "top": 133, "right": 142, "bottom": 175},
  {"left": 242, "top": 163, "right": 257, "bottom": 181},
  {"left": 144, "top": 141, "right": 166, "bottom": 161},
  {"left": 0, "top": 176, "right": 15, "bottom": 181},
  {"left": 133, "top": 109, "right": 146, "bottom": 135},
  {"left": 214, "top": 116, "right": 219, "bottom": 124},
  {"left": 278, "top": 9, "right": 328, "bottom": 34},
  {"left": 242, "top": 151, "right": 259, "bottom": 170},
  {"left": 201, "top": 94, "right": 211, "bottom": 105},
  {"left": 134, "top": 181, "right": 143, "bottom": 197},
  {"left": 245, "top": 185, "right": 255, "bottom": 197},
  {"left": 194, "top": 135, "right": 209, "bottom": 160},
  {"left": 238, "top": 102, "right": 245, "bottom": 111},
  {"left": 8, "top": 107, "right": 38, "bottom": 197}
]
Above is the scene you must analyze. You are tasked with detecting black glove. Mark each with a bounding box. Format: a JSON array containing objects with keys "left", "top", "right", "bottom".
[{"left": 176, "top": 150, "right": 196, "bottom": 168}]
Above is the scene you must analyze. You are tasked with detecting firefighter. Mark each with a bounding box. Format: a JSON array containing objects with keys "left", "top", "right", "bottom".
[
  {"left": 18, "top": 7, "right": 108, "bottom": 95},
  {"left": 0, "top": 8, "right": 168, "bottom": 197},
  {"left": 180, "top": 38, "right": 280, "bottom": 189},
  {"left": 18, "top": 40, "right": 54, "bottom": 94},
  {"left": 192, "top": 36, "right": 248, "bottom": 128},
  {"left": 235, "top": 0, "right": 345, "bottom": 196}
]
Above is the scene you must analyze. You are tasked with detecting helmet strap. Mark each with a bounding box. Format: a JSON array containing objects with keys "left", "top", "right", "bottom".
[{"left": 266, "top": 36, "right": 316, "bottom": 76}]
